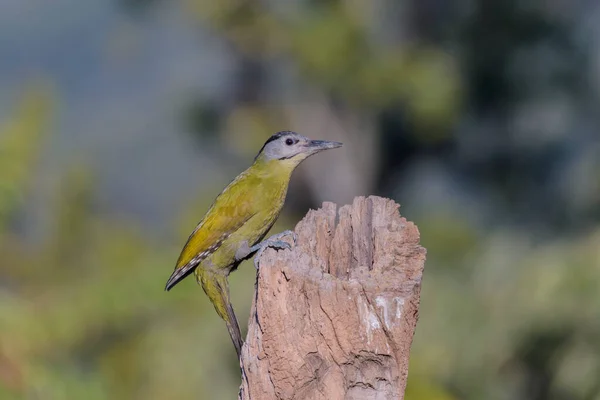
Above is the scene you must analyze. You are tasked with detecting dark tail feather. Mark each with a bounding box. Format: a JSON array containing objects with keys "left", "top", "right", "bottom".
[
  {"left": 165, "top": 262, "right": 198, "bottom": 291},
  {"left": 199, "top": 272, "right": 244, "bottom": 358},
  {"left": 224, "top": 301, "right": 243, "bottom": 359}
]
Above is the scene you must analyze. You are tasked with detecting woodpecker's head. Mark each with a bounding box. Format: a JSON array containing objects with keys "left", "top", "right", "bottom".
[{"left": 255, "top": 131, "right": 342, "bottom": 164}]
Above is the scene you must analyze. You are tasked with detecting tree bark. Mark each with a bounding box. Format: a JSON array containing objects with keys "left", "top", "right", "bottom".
[{"left": 239, "top": 196, "right": 426, "bottom": 400}]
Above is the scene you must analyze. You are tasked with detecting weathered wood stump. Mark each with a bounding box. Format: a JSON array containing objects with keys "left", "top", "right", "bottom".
[{"left": 239, "top": 196, "right": 426, "bottom": 400}]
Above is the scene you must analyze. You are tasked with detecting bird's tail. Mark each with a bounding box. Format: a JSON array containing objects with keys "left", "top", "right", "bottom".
[{"left": 198, "top": 271, "right": 243, "bottom": 358}]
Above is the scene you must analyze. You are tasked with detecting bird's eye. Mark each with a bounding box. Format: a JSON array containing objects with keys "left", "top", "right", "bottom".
[{"left": 285, "top": 138, "right": 294, "bottom": 146}]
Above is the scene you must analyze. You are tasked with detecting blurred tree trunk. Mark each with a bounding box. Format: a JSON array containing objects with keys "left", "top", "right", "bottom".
[
  {"left": 239, "top": 196, "right": 426, "bottom": 400},
  {"left": 284, "top": 95, "right": 379, "bottom": 208}
]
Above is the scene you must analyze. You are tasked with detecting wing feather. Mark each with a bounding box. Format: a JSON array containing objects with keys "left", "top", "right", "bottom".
[{"left": 164, "top": 172, "right": 258, "bottom": 291}]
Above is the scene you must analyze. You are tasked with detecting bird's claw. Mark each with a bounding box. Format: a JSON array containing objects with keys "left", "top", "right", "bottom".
[
  {"left": 288, "top": 231, "right": 298, "bottom": 245},
  {"left": 251, "top": 230, "right": 297, "bottom": 270},
  {"left": 277, "top": 230, "right": 297, "bottom": 246},
  {"left": 272, "top": 240, "right": 292, "bottom": 250}
]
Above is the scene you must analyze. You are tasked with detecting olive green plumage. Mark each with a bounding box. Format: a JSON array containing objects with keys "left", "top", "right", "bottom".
[{"left": 165, "top": 131, "right": 342, "bottom": 358}]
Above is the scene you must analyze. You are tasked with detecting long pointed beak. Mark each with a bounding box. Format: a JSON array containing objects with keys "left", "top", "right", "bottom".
[{"left": 306, "top": 140, "right": 343, "bottom": 152}]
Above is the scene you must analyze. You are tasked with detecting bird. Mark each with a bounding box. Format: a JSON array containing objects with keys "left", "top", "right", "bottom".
[{"left": 165, "top": 131, "right": 342, "bottom": 358}]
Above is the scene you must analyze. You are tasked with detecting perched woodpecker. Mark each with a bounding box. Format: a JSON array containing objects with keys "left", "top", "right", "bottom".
[{"left": 165, "top": 131, "right": 342, "bottom": 358}]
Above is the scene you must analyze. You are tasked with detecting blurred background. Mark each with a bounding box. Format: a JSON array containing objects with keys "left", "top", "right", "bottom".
[{"left": 1, "top": 0, "right": 599, "bottom": 399}]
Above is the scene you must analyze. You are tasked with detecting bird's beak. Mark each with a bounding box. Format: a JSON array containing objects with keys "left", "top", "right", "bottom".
[{"left": 305, "top": 140, "right": 343, "bottom": 153}]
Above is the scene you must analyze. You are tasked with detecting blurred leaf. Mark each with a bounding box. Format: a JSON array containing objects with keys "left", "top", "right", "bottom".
[
  {"left": 405, "top": 375, "right": 457, "bottom": 400},
  {"left": 0, "top": 83, "right": 53, "bottom": 230},
  {"left": 290, "top": 4, "right": 368, "bottom": 95}
]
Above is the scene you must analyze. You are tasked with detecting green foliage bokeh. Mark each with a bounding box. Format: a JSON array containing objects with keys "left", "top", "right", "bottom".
[{"left": 1, "top": 1, "right": 599, "bottom": 399}]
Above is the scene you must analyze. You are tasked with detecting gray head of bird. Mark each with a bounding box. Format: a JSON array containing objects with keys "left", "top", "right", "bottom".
[{"left": 255, "top": 131, "right": 343, "bottom": 163}]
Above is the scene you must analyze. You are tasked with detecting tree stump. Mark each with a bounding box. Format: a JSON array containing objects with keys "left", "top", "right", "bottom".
[{"left": 239, "top": 196, "right": 426, "bottom": 400}]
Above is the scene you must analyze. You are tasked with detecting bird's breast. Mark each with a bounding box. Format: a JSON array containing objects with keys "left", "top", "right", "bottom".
[{"left": 201, "top": 177, "right": 289, "bottom": 272}]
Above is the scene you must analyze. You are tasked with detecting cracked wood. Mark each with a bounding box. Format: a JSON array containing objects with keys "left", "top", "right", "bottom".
[{"left": 239, "top": 196, "right": 426, "bottom": 400}]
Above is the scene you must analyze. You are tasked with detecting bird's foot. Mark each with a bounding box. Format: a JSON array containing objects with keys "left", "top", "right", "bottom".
[{"left": 250, "top": 230, "right": 297, "bottom": 269}]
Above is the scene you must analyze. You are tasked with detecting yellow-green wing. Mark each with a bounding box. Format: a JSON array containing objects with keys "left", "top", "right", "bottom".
[{"left": 165, "top": 174, "right": 257, "bottom": 291}]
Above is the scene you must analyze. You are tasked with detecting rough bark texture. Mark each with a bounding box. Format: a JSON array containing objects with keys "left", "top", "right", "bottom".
[{"left": 239, "top": 196, "right": 426, "bottom": 400}]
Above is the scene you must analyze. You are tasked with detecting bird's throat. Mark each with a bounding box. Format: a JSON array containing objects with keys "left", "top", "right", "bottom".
[{"left": 253, "top": 157, "right": 302, "bottom": 181}]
